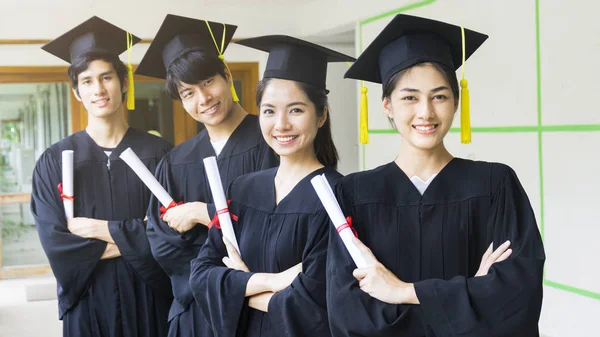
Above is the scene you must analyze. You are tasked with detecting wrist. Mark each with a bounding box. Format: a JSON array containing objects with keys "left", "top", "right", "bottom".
[
  {"left": 400, "top": 283, "right": 418, "bottom": 304},
  {"left": 192, "top": 202, "right": 207, "bottom": 224}
]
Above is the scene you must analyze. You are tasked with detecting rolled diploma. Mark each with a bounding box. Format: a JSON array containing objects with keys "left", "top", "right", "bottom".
[
  {"left": 62, "top": 150, "right": 74, "bottom": 220},
  {"left": 119, "top": 147, "right": 173, "bottom": 207},
  {"left": 310, "top": 174, "right": 368, "bottom": 268},
  {"left": 203, "top": 156, "right": 241, "bottom": 256}
]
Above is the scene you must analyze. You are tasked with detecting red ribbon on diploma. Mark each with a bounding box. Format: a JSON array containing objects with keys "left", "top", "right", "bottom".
[
  {"left": 336, "top": 216, "right": 358, "bottom": 238},
  {"left": 160, "top": 200, "right": 183, "bottom": 219},
  {"left": 208, "top": 200, "right": 238, "bottom": 229},
  {"left": 57, "top": 183, "right": 74, "bottom": 201}
]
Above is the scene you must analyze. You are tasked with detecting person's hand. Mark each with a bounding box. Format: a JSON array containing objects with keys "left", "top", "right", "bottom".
[{"left": 475, "top": 240, "right": 512, "bottom": 277}]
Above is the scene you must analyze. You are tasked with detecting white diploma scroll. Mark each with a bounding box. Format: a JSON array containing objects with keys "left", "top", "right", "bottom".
[
  {"left": 119, "top": 147, "right": 173, "bottom": 207},
  {"left": 203, "top": 156, "right": 241, "bottom": 256},
  {"left": 61, "top": 150, "right": 74, "bottom": 220},
  {"left": 310, "top": 174, "right": 368, "bottom": 268}
]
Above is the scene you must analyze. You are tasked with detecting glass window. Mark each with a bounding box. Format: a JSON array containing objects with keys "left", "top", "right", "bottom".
[{"left": 0, "top": 82, "right": 71, "bottom": 268}]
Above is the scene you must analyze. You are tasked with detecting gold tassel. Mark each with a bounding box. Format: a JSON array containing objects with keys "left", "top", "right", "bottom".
[
  {"left": 127, "top": 64, "right": 135, "bottom": 110},
  {"left": 459, "top": 26, "right": 470, "bottom": 144},
  {"left": 219, "top": 55, "right": 240, "bottom": 103},
  {"left": 460, "top": 79, "right": 470, "bottom": 144},
  {"left": 206, "top": 21, "right": 239, "bottom": 103},
  {"left": 126, "top": 32, "right": 135, "bottom": 110},
  {"left": 359, "top": 83, "right": 369, "bottom": 144}
]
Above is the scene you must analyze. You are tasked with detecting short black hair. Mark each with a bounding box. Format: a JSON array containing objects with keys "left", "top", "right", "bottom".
[
  {"left": 68, "top": 50, "right": 128, "bottom": 101},
  {"left": 165, "top": 50, "right": 228, "bottom": 100}
]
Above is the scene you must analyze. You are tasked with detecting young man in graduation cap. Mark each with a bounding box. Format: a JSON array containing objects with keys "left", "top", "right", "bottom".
[
  {"left": 135, "top": 14, "right": 278, "bottom": 337},
  {"left": 326, "top": 13, "right": 545, "bottom": 337},
  {"left": 31, "top": 16, "right": 172, "bottom": 336}
]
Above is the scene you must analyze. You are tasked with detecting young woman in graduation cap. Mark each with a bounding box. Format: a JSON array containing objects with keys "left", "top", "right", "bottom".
[
  {"left": 326, "top": 14, "right": 546, "bottom": 337},
  {"left": 135, "top": 15, "right": 279, "bottom": 337},
  {"left": 189, "top": 36, "right": 355, "bottom": 337},
  {"left": 31, "top": 16, "right": 173, "bottom": 337}
]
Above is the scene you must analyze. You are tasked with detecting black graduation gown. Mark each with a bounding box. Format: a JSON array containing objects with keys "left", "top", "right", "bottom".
[
  {"left": 146, "top": 114, "right": 279, "bottom": 337},
  {"left": 326, "top": 158, "right": 545, "bottom": 337},
  {"left": 190, "top": 167, "right": 342, "bottom": 337},
  {"left": 30, "top": 128, "right": 173, "bottom": 337}
]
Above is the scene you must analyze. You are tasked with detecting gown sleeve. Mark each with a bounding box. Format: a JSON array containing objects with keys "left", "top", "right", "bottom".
[
  {"left": 326, "top": 179, "right": 427, "bottom": 337},
  {"left": 108, "top": 217, "right": 171, "bottom": 289},
  {"left": 30, "top": 151, "right": 107, "bottom": 317},
  {"left": 413, "top": 165, "right": 546, "bottom": 337},
  {"left": 189, "top": 199, "right": 254, "bottom": 337},
  {"left": 146, "top": 156, "right": 206, "bottom": 305}
]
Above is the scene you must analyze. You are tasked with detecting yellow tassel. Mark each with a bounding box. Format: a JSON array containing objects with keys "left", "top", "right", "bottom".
[
  {"left": 207, "top": 21, "right": 239, "bottom": 103},
  {"left": 126, "top": 32, "right": 135, "bottom": 110},
  {"left": 460, "top": 79, "right": 471, "bottom": 144},
  {"left": 359, "top": 83, "right": 369, "bottom": 144},
  {"left": 219, "top": 55, "right": 240, "bottom": 103},
  {"left": 127, "top": 64, "right": 135, "bottom": 110},
  {"left": 459, "top": 26, "right": 471, "bottom": 144}
]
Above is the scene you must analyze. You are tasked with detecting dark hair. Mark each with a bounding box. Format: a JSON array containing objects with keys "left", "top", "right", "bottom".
[
  {"left": 256, "top": 78, "right": 339, "bottom": 169},
  {"left": 68, "top": 50, "right": 128, "bottom": 102},
  {"left": 381, "top": 62, "right": 459, "bottom": 129},
  {"left": 165, "top": 51, "right": 228, "bottom": 100}
]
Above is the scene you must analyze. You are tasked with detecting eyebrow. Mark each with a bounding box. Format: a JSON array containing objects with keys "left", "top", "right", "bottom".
[
  {"left": 79, "top": 71, "right": 114, "bottom": 81},
  {"left": 261, "top": 102, "right": 308, "bottom": 108},
  {"left": 399, "top": 86, "right": 450, "bottom": 93}
]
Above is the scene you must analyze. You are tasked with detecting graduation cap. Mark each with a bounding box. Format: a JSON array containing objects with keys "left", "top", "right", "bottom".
[
  {"left": 235, "top": 35, "right": 356, "bottom": 92},
  {"left": 345, "top": 14, "right": 488, "bottom": 144},
  {"left": 135, "top": 14, "right": 240, "bottom": 102},
  {"left": 42, "top": 16, "right": 141, "bottom": 110}
]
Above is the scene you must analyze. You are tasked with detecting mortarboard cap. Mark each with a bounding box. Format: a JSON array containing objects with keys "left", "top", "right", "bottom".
[
  {"left": 136, "top": 14, "right": 236, "bottom": 80},
  {"left": 235, "top": 35, "right": 356, "bottom": 92},
  {"left": 345, "top": 14, "right": 488, "bottom": 144},
  {"left": 42, "top": 16, "right": 141, "bottom": 64},
  {"left": 42, "top": 16, "right": 141, "bottom": 110},
  {"left": 136, "top": 14, "right": 240, "bottom": 101}
]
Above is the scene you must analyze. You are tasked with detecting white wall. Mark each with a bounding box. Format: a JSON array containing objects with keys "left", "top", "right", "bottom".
[
  {"left": 323, "top": 44, "right": 359, "bottom": 175},
  {"left": 357, "top": 1, "right": 600, "bottom": 337}
]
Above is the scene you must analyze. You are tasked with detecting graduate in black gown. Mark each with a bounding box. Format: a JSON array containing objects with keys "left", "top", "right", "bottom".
[
  {"left": 31, "top": 17, "right": 172, "bottom": 337},
  {"left": 135, "top": 15, "right": 279, "bottom": 337},
  {"left": 190, "top": 36, "right": 355, "bottom": 337},
  {"left": 326, "top": 14, "right": 546, "bottom": 337}
]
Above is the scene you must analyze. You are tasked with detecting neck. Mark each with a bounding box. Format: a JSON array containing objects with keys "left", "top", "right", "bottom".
[
  {"left": 85, "top": 105, "right": 129, "bottom": 148},
  {"left": 395, "top": 140, "right": 453, "bottom": 180},
  {"left": 276, "top": 150, "right": 323, "bottom": 185},
  {"left": 205, "top": 102, "right": 248, "bottom": 141}
]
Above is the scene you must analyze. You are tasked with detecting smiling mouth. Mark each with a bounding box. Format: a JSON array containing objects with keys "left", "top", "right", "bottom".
[
  {"left": 412, "top": 124, "right": 439, "bottom": 133},
  {"left": 93, "top": 98, "right": 110, "bottom": 106},
  {"left": 274, "top": 135, "right": 299, "bottom": 143},
  {"left": 201, "top": 102, "right": 220, "bottom": 114}
]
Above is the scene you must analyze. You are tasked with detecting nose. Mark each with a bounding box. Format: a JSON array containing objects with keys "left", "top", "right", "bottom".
[
  {"left": 92, "top": 79, "right": 106, "bottom": 96},
  {"left": 274, "top": 111, "right": 291, "bottom": 131},
  {"left": 415, "top": 99, "right": 435, "bottom": 120},
  {"left": 196, "top": 88, "right": 212, "bottom": 106}
]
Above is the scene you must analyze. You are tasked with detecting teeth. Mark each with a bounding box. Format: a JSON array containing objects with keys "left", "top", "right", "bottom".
[
  {"left": 204, "top": 103, "right": 219, "bottom": 114},
  {"left": 415, "top": 125, "right": 436, "bottom": 131},
  {"left": 95, "top": 99, "right": 108, "bottom": 104},
  {"left": 276, "top": 136, "right": 296, "bottom": 142}
]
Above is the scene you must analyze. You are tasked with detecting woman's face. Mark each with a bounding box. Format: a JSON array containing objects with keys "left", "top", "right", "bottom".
[
  {"left": 258, "top": 79, "right": 326, "bottom": 160},
  {"left": 383, "top": 63, "right": 458, "bottom": 152}
]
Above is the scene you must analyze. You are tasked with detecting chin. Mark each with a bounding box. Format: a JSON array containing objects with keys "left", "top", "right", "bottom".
[{"left": 88, "top": 108, "right": 119, "bottom": 119}]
